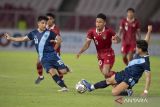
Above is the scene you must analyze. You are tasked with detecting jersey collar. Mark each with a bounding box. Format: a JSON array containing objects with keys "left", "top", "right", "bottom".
[
  {"left": 96, "top": 27, "right": 105, "bottom": 35},
  {"left": 126, "top": 17, "right": 135, "bottom": 22}
]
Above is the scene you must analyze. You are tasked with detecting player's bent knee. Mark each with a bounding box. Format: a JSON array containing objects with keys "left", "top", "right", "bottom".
[{"left": 59, "top": 69, "right": 67, "bottom": 74}]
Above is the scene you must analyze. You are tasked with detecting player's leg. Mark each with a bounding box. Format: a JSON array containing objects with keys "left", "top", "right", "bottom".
[
  {"left": 127, "top": 52, "right": 134, "bottom": 62},
  {"left": 102, "top": 64, "right": 116, "bottom": 78},
  {"left": 56, "top": 52, "right": 64, "bottom": 79},
  {"left": 35, "top": 59, "right": 44, "bottom": 84},
  {"left": 57, "top": 71, "right": 64, "bottom": 79},
  {"left": 55, "top": 53, "right": 71, "bottom": 76},
  {"left": 121, "top": 44, "right": 128, "bottom": 65},
  {"left": 48, "top": 68, "right": 68, "bottom": 91},
  {"left": 82, "top": 74, "right": 117, "bottom": 91},
  {"left": 49, "top": 53, "right": 71, "bottom": 91},
  {"left": 101, "top": 50, "right": 115, "bottom": 78},
  {"left": 112, "top": 82, "right": 129, "bottom": 96},
  {"left": 114, "top": 71, "right": 135, "bottom": 96},
  {"left": 122, "top": 54, "right": 128, "bottom": 65},
  {"left": 127, "top": 44, "right": 136, "bottom": 62}
]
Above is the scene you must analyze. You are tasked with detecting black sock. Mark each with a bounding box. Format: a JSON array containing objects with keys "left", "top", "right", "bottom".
[
  {"left": 52, "top": 75, "right": 67, "bottom": 88},
  {"left": 118, "top": 91, "right": 128, "bottom": 96},
  {"left": 94, "top": 80, "right": 109, "bottom": 89}
]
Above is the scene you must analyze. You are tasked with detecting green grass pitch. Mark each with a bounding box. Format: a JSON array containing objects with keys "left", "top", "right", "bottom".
[{"left": 0, "top": 51, "right": 159, "bottom": 107}]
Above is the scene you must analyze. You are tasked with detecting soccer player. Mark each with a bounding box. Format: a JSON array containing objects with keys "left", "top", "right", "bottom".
[
  {"left": 35, "top": 13, "right": 64, "bottom": 84},
  {"left": 3, "top": 16, "right": 69, "bottom": 92},
  {"left": 82, "top": 25, "right": 152, "bottom": 96},
  {"left": 77, "top": 13, "right": 120, "bottom": 78},
  {"left": 117, "top": 8, "right": 141, "bottom": 65}
]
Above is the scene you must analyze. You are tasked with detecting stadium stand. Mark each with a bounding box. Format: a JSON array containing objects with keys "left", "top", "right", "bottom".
[{"left": 0, "top": 0, "right": 159, "bottom": 32}]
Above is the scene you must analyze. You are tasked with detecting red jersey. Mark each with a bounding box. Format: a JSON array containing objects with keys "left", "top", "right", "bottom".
[
  {"left": 120, "top": 18, "right": 140, "bottom": 45},
  {"left": 87, "top": 27, "right": 115, "bottom": 55},
  {"left": 47, "top": 24, "right": 61, "bottom": 55}
]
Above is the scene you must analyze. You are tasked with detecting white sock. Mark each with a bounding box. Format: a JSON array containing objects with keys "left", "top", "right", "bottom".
[
  {"left": 91, "top": 85, "right": 95, "bottom": 90},
  {"left": 39, "top": 76, "right": 44, "bottom": 78}
]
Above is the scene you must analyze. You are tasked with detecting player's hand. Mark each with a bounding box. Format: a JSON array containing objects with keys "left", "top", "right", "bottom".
[
  {"left": 148, "top": 25, "right": 152, "bottom": 33},
  {"left": 3, "top": 33, "right": 11, "bottom": 40},
  {"left": 76, "top": 53, "right": 81, "bottom": 59},
  {"left": 141, "top": 90, "right": 148, "bottom": 97}
]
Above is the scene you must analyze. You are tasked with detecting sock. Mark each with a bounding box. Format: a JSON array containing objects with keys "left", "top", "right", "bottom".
[
  {"left": 123, "top": 57, "right": 128, "bottom": 65},
  {"left": 94, "top": 80, "right": 109, "bottom": 89},
  {"left": 52, "top": 75, "right": 67, "bottom": 88},
  {"left": 118, "top": 91, "right": 128, "bottom": 96},
  {"left": 37, "top": 62, "right": 43, "bottom": 76}
]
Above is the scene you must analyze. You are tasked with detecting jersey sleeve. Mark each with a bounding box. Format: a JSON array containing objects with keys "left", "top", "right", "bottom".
[
  {"left": 50, "top": 31, "right": 56, "bottom": 40},
  {"left": 26, "top": 32, "right": 34, "bottom": 40},
  {"left": 87, "top": 29, "right": 93, "bottom": 39},
  {"left": 51, "top": 27, "right": 60, "bottom": 36}
]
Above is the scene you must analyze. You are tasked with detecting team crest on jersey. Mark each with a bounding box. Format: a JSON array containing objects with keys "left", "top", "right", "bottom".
[{"left": 34, "top": 35, "right": 38, "bottom": 44}]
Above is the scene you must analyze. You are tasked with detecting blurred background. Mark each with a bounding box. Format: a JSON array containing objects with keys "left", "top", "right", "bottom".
[{"left": 0, "top": 0, "right": 160, "bottom": 55}]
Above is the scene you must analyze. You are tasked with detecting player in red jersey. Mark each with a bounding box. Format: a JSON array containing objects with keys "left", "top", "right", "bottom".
[
  {"left": 117, "top": 8, "right": 141, "bottom": 65},
  {"left": 35, "top": 13, "right": 64, "bottom": 84},
  {"left": 77, "top": 13, "right": 120, "bottom": 79}
]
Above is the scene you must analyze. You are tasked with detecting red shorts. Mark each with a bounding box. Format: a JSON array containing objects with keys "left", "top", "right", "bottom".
[
  {"left": 97, "top": 49, "right": 115, "bottom": 71},
  {"left": 121, "top": 44, "right": 136, "bottom": 54}
]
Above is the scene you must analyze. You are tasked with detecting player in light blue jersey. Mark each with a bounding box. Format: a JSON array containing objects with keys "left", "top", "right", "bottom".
[
  {"left": 81, "top": 25, "right": 152, "bottom": 96},
  {"left": 3, "top": 16, "right": 70, "bottom": 92}
]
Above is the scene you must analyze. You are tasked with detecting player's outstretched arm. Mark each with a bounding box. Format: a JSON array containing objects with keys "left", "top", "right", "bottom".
[
  {"left": 136, "top": 29, "right": 141, "bottom": 40},
  {"left": 144, "top": 25, "right": 152, "bottom": 44},
  {"left": 3, "top": 33, "right": 30, "bottom": 42},
  {"left": 76, "top": 38, "right": 91, "bottom": 59},
  {"left": 117, "top": 27, "right": 122, "bottom": 38},
  {"left": 141, "top": 71, "right": 151, "bottom": 96}
]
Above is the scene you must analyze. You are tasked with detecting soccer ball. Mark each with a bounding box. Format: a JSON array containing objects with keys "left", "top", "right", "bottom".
[{"left": 75, "top": 81, "right": 87, "bottom": 93}]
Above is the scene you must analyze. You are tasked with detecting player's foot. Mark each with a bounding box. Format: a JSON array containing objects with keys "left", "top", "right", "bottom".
[
  {"left": 66, "top": 65, "right": 72, "bottom": 73},
  {"left": 35, "top": 76, "right": 44, "bottom": 84},
  {"left": 81, "top": 79, "right": 92, "bottom": 92},
  {"left": 57, "top": 87, "right": 69, "bottom": 92}
]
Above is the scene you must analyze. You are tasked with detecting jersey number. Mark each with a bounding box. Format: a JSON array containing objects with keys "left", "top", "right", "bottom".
[{"left": 57, "top": 60, "right": 64, "bottom": 65}]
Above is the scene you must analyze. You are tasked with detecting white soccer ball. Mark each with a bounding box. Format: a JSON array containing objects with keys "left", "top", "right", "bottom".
[{"left": 75, "top": 81, "right": 87, "bottom": 93}]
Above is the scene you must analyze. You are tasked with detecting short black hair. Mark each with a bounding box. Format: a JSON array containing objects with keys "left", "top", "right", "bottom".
[
  {"left": 136, "top": 40, "right": 148, "bottom": 52},
  {"left": 127, "top": 8, "right": 135, "bottom": 13},
  {"left": 46, "top": 13, "right": 55, "bottom": 19},
  {"left": 37, "top": 16, "right": 48, "bottom": 22},
  {"left": 96, "top": 13, "right": 107, "bottom": 21}
]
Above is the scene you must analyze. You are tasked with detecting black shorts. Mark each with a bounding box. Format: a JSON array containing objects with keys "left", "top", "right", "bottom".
[{"left": 115, "top": 70, "right": 138, "bottom": 88}]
